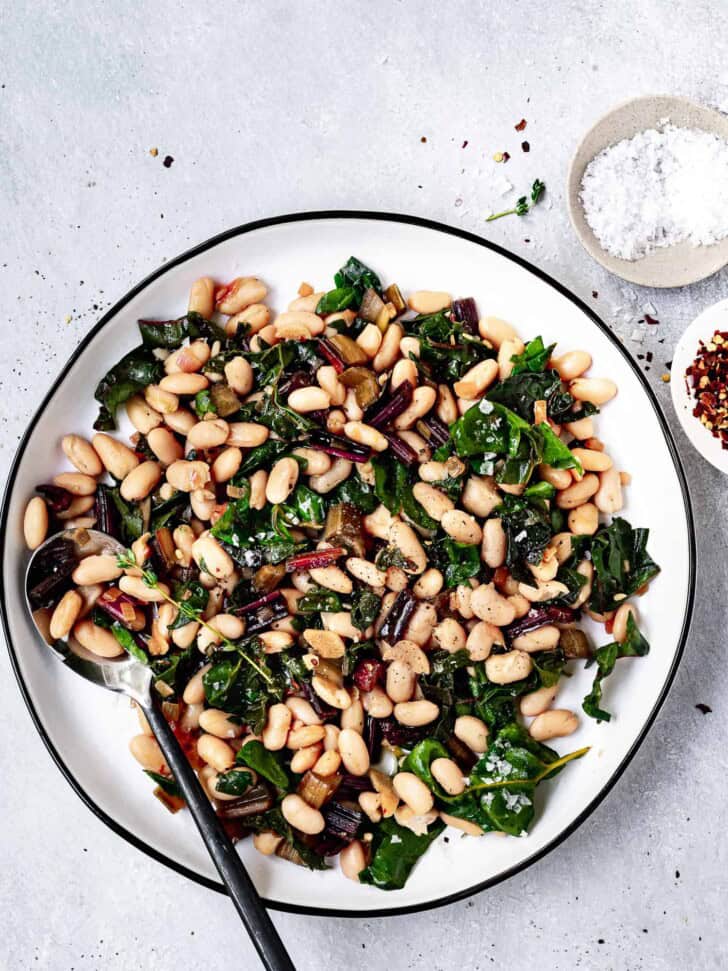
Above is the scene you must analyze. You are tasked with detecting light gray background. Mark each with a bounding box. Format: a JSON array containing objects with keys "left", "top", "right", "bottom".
[{"left": 1, "top": 2, "right": 726, "bottom": 969}]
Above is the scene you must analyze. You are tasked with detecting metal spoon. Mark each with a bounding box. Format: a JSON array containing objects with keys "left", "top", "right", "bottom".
[{"left": 25, "top": 527, "right": 295, "bottom": 971}]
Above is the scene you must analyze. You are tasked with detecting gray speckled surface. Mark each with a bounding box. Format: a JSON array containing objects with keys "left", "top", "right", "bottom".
[{"left": 1, "top": 2, "right": 727, "bottom": 969}]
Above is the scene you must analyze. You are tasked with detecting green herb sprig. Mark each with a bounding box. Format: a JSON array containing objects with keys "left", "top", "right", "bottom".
[
  {"left": 115, "top": 549, "right": 273, "bottom": 684},
  {"left": 487, "top": 179, "right": 546, "bottom": 222}
]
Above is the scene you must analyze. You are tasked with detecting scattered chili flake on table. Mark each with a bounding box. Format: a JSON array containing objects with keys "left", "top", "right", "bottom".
[
  {"left": 493, "top": 151, "right": 510, "bottom": 163},
  {"left": 515, "top": 118, "right": 527, "bottom": 132},
  {"left": 695, "top": 703, "right": 712, "bottom": 714},
  {"left": 420, "top": 136, "right": 427, "bottom": 143},
  {"left": 685, "top": 329, "right": 728, "bottom": 447},
  {"left": 521, "top": 140, "right": 530, "bottom": 152},
  {"left": 462, "top": 140, "right": 468, "bottom": 148},
  {"left": 644, "top": 313, "right": 659, "bottom": 325}
]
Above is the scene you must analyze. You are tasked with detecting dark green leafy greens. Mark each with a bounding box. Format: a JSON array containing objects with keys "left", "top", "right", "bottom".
[
  {"left": 588, "top": 518, "right": 661, "bottom": 614},
  {"left": 333, "top": 256, "right": 382, "bottom": 302},
  {"left": 359, "top": 817, "right": 445, "bottom": 891},
  {"left": 407, "top": 311, "right": 495, "bottom": 382},
  {"left": 372, "top": 454, "right": 437, "bottom": 529},
  {"left": 93, "top": 345, "right": 163, "bottom": 430},
  {"left": 202, "top": 651, "right": 282, "bottom": 734},
  {"left": 214, "top": 768, "right": 254, "bottom": 796},
  {"left": 583, "top": 614, "right": 650, "bottom": 722},
  {"left": 510, "top": 336, "right": 556, "bottom": 374},
  {"left": 426, "top": 536, "right": 481, "bottom": 588},
  {"left": 351, "top": 587, "right": 381, "bottom": 631},
  {"left": 236, "top": 739, "right": 289, "bottom": 789}
]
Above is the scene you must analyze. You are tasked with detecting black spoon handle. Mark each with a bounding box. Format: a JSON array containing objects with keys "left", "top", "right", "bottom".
[{"left": 143, "top": 699, "right": 295, "bottom": 971}]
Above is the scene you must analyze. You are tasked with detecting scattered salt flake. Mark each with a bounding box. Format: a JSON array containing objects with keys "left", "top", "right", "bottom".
[
  {"left": 643, "top": 301, "right": 657, "bottom": 315},
  {"left": 630, "top": 329, "right": 645, "bottom": 343},
  {"left": 581, "top": 124, "right": 728, "bottom": 260}
]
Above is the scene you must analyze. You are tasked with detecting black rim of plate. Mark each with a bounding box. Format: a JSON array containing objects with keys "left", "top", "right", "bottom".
[{"left": 0, "top": 210, "right": 696, "bottom": 918}]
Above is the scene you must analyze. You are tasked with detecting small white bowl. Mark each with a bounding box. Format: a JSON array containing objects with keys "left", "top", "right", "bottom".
[
  {"left": 671, "top": 297, "right": 728, "bottom": 473},
  {"left": 567, "top": 95, "right": 728, "bottom": 288}
]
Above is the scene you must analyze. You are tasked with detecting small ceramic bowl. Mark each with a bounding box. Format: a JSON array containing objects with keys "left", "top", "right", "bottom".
[
  {"left": 567, "top": 95, "right": 728, "bottom": 288},
  {"left": 671, "top": 297, "right": 728, "bottom": 474}
]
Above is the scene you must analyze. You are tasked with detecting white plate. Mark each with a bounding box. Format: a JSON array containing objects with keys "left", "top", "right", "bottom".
[
  {"left": 671, "top": 297, "right": 728, "bottom": 474},
  {"left": 567, "top": 95, "right": 728, "bottom": 288},
  {"left": 0, "top": 213, "right": 695, "bottom": 916}
]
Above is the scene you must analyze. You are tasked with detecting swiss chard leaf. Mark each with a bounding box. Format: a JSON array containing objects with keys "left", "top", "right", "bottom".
[
  {"left": 371, "top": 454, "right": 437, "bottom": 529},
  {"left": 110, "top": 622, "right": 147, "bottom": 663},
  {"left": 316, "top": 286, "right": 357, "bottom": 314},
  {"left": 236, "top": 739, "right": 289, "bottom": 789},
  {"left": 150, "top": 492, "right": 189, "bottom": 531},
  {"left": 235, "top": 440, "right": 291, "bottom": 480},
  {"left": 99, "top": 484, "right": 144, "bottom": 544},
  {"left": 93, "top": 345, "right": 163, "bottom": 430},
  {"left": 487, "top": 368, "right": 597, "bottom": 425},
  {"left": 466, "top": 722, "right": 585, "bottom": 836},
  {"left": 351, "top": 587, "right": 381, "bottom": 631},
  {"left": 450, "top": 399, "right": 539, "bottom": 485},
  {"left": 469, "top": 661, "right": 538, "bottom": 732},
  {"left": 202, "top": 651, "right": 282, "bottom": 733},
  {"left": 331, "top": 473, "right": 379, "bottom": 513},
  {"left": 296, "top": 586, "right": 343, "bottom": 614},
  {"left": 497, "top": 493, "right": 553, "bottom": 580},
  {"left": 534, "top": 423, "right": 582, "bottom": 473},
  {"left": 588, "top": 518, "right": 661, "bottom": 613},
  {"left": 425, "top": 535, "right": 482, "bottom": 588},
  {"left": 279, "top": 484, "right": 326, "bottom": 528},
  {"left": 510, "top": 336, "right": 556, "bottom": 374},
  {"left": 419, "top": 649, "right": 472, "bottom": 739},
  {"left": 403, "top": 738, "right": 453, "bottom": 800},
  {"left": 409, "top": 311, "right": 495, "bottom": 382},
  {"left": 150, "top": 646, "right": 197, "bottom": 697},
  {"left": 583, "top": 614, "right": 650, "bottom": 722},
  {"left": 137, "top": 312, "right": 224, "bottom": 349},
  {"left": 211, "top": 496, "right": 304, "bottom": 567},
  {"left": 334, "top": 256, "right": 382, "bottom": 301},
  {"left": 214, "top": 767, "right": 254, "bottom": 796},
  {"left": 359, "top": 816, "right": 445, "bottom": 891},
  {"left": 169, "top": 579, "right": 207, "bottom": 629}
]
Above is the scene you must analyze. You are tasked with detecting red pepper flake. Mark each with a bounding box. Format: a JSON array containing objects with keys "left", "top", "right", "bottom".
[
  {"left": 644, "top": 313, "right": 659, "bottom": 325},
  {"left": 521, "top": 140, "right": 530, "bottom": 152},
  {"left": 515, "top": 118, "right": 527, "bottom": 132},
  {"left": 605, "top": 616, "right": 615, "bottom": 635},
  {"left": 163, "top": 155, "right": 174, "bottom": 168},
  {"left": 695, "top": 703, "right": 712, "bottom": 714},
  {"left": 686, "top": 329, "right": 728, "bottom": 449},
  {"left": 420, "top": 136, "right": 427, "bottom": 143},
  {"left": 592, "top": 290, "right": 599, "bottom": 298},
  {"left": 462, "top": 140, "right": 469, "bottom": 148}
]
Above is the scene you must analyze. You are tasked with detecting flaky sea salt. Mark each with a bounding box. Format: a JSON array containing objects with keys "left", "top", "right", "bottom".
[{"left": 580, "top": 124, "right": 728, "bottom": 260}]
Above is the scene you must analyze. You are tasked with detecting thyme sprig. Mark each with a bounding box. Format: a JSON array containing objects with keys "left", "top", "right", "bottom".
[
  {"left": 487, "top": 178, "right": 546, "bottom": 222},
  {"left": 115, "top": 549, "right": 273, "bottom": 684}
]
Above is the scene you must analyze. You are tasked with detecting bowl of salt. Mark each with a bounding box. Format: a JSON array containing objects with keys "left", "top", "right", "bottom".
[{"left": 567, "top": 95, "right": 728, "bottom": 287}]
